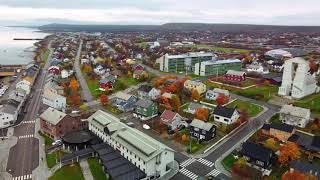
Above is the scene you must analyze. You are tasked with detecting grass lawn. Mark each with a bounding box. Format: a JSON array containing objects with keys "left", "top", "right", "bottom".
[
  {"left": 269, "top": 113, "right": 281, "bottom": 124},
  {"left": 104, "top": 105, "right": 123, "bottom": 115},
  {"left": 38, "top": 131, "right": 54, "bottom": 147},
  {"left": 227, "top": 100, "right": 263, "bottom": 117},
  {"left": 84, "top": 75, "right": 102, "bottom": 98},
  {"left": 195, "top": 44, "right": 253, "bottom": 54},
  {"left": 222, "top": 152, "right": 238, "bottom": 172},
  {"left": 46, "top": 150, "right": 66, "bottom": 169},
  {"left": 49, "top": 163, "right": 85, "bottom": 180},
  {"left": 88, "top": 158, "right": 108, "bottom": 180},
  {"left": 118, "top": 77, "right": 139, "bottom": 86},
  {"left": 187, "top": 139, "right": 209, "bottom": 154},
  {"left": 268, "top": 165, "right": 288, "bottom": 180},
  {"left": 293, "top": 93, "right": 320, "bottom": 114},
  {"left": 205, "top": 81, "right": 278, "bottom": 102},
  {"left": 43, "top": 49, "right": 50, "bottom": 62}
]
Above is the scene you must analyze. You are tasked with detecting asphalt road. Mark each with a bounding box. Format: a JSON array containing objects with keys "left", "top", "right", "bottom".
[
  {"left": 6, "top": 45, "right": 53, "bottom": 180},
  {"left": 74, "top": 40, "right": 94, "bottom": 103}
]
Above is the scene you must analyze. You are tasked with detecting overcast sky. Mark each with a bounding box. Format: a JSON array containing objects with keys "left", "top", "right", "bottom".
[{"left": 0, "top": 0, "right": 319, "bottom": 26}]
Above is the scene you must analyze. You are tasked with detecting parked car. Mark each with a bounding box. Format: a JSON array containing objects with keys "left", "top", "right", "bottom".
[{"left": 52, "top": 139, "right": 62, "bottom": 146}]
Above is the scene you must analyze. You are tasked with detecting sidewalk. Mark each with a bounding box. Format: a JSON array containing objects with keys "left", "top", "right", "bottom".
[
  {"left": 0, "top": 131, "right": 17, "bottom": 180},
  {"left": 32, "top": 118, "right": 52, "bottom": 180},
  {"left": 79, "top": 160, "right": 94, "bottom": 180}
]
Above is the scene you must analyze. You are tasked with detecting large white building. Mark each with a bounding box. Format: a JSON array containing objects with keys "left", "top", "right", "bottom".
[
  {"left": 87, "top": 110, "right": 175, "bottom": 179},
  {"left": 16, "top": 80, "right": 31, "bottom": 95},
  {"left": 278, "top": 57, "right": 319, "bottom": 99},
  {"left": 157, "top": 52, "right": 216, "bottom": 73}
]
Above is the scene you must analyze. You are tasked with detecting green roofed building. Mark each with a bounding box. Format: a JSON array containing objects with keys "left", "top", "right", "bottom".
[{"left": 87, "top": 110, "right": 175, "bottom": 179}]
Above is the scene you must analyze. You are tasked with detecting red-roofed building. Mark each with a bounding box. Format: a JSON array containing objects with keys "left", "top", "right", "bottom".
[{"left": 160, "top": 110, "right": 182, "bottom": 131}]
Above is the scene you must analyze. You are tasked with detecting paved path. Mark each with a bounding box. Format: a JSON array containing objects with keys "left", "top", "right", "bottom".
[
  {"left": 74, "top": 40, "right": 94, "bottom": 102},
  {"left": 79, "top": 160, "right": 94, "bottom": 180}
]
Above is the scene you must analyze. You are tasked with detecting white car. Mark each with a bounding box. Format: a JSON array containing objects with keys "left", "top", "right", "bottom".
[{"left": 52, "top": 139, "right": 62, "bottom": 146}]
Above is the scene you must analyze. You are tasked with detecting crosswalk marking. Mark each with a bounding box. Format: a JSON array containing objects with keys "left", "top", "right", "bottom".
[
  {"left": 197, "top": 158, "right": 215, "bottom": 167},
  {"left": 18, "top": 134, "right": 34, "bottom": 139},
  {"left": 179, "top": 168, "right": 198, "bottom": 180},
  {"left": 22, "top": 121, "right": 36, "bottom": 124},
  {"left": 12, "top": 174, "right": 32, "bottom": 180},
  {"left": 180, "top": 158, "right": 196, "bottom": 168},
  {"left": 206, "top": 169, "right": 220, "bottom": 177}
]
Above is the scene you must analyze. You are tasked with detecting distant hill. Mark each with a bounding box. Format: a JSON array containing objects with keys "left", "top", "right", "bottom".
[{"left": 38, "top": 23, "right": 320, "bottom": 33}]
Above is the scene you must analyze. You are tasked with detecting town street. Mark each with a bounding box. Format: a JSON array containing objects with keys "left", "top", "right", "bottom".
[{"left": 6, "top": 45, "right": 53, "bottom": 180}]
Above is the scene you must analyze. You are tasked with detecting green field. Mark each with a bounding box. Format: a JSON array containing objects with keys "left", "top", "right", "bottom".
[
  {"left": 88, "top": 158, "right": 108, "bottom": 180},
  {"left": 38, "top": 131, "right": 54, "bottom": 147},
  {"left": 46, "top": 150, "right": 65, "bottom": 169},
  {"left": 43, "top": 49, "right": 50, "bottom": 62},
  {"left": 84, "top": 75, "right": 102, "bottom": 99},
  {"left": 195, "top": 44, "right": 253, "bottom": 54},
  {"left": 49, "top": 163, "right": 85, "bottom": 180},
  {"left": 227, "top": 100, "right": 263, "bottom": 117},
  {"left": 205, "top": 81, "right": 278, "bottom": 102},
  {"left": 293, "top": 93, "right": 320, "bottom": 114}
]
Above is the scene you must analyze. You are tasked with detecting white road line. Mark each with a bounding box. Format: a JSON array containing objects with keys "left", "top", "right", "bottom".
[
  {"left": 197, "top": 158, "right": 215, "bottom": 167},
  {"left": 12, "top": 174, "right": 32, "bottom": 180},
  {"left": 22, "top": 121, "right": 36, "bottom": 124},
  {"left": 18, "top": 134, "right": 34, "bottom": 139},
  {"left": 206, "top": 169, "right": 220, "bottom": 177},
  {"left": 179, "top": 168, "right": 198, "bottom": 180},
  {"left": 180, "top": 158, "right": 196, "bottom": 167}
]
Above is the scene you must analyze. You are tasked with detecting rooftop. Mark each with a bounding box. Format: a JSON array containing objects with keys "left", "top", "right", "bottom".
[{"left": 40, "top": 107, "right": 67, "bottom": 125}]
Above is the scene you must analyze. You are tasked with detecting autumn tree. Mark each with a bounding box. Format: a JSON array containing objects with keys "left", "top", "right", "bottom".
[
  {"left": 195, "top": 108, "right": 209, "bottom": 121},
  {"left": 72, "top": 95, "right": 81, "bottom": 106},
  {"left": 100, "top": 94, "right": 109, "bottom": 106},
  {"left": 282, "top": 170, "right": 305, "bottom": 180},
  {"left": 264, "top": 138, "right": 278, "bottom": 151},
  {"left": 69, "top": 78, "right": 80, "bottom": 93},
  {"left": 181, "top": 134, "right": 189, "bottom": 143},
  {"left": 309, "top": 61, "right": 319, "bottom": 74},
  {"left": 191, "top": 90, "right": 200, "bottom": 101},
  {"left": 161, "top": 97, "right": 172, "bottom": 110},
  {"left": 216, "top": 94, "right": 229, "bottom": 105},
  {"left": 279, "top": 142, "right": 301, "bottom": 165},
  {"left": 239, "top": 109, "right": 249, "bottom": 124},
  {"left": 172, "top": 95, "right": 181, "bottom": 112},
  {"left": 83, "top": 64, "right": 93, "bottom": 74}
]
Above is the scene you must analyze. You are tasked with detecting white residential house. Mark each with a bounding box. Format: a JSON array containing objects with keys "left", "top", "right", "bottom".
[
  {"left": 246, "top": 62, "right": 269, "bottom": 74},
  {"left": 213, "top": 105, "right": 240, "bottom": 125},
  {"left": 279, "top": 104, "right": 311, "bottom": 128},
  {"left": 148, "top": 88, "right": 161, "bottom": 100},
  {"left": 160, "top": 110, "right": 183, "bottom": 131},
  {"left": 205, "top": 88, "right": 230, "bottom": 101},
  {"left": 94, "top": 65, "right": 106, "bottom": 76},
  {"left": 0, "top": 104, "right": 17, "bottom": 129},
  {"left": 16, "top": 79, "right": 31, "bottom": 95},
  {"left": 81, "top": 59, "right": 90, "bottom": 64},
  {"left": 88, "top": 110, "right": 175, "bottom": 179},
  {"left": 61, "top": 69, "right": 73, "bottom": 79},
  {"left": 42, "top": 88, "right": 66, "bottom": 110}
]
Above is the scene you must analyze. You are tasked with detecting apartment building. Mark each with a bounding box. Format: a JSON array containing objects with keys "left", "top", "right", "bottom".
[
  {"left": 88, "top": 110, "right": 175, "bottom": 179},
  {"left": 157, "top": 52, "right": 216, "bottom": 73}
]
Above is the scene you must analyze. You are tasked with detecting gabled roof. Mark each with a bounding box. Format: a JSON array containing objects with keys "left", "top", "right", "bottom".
[
  {"left": 190, "top": 119, "right": 215, "bottom": 131},
  {"left": 270, "top": 123, "right": 294, "bottom": 133},
  {"left": 114, "top": 92, "right": 134, "bottom": 101},
  {"left": 280, "top": 104, "right": 310, "bottom": 119},
  {"left": 290, "top": 160, "right": 320, "bottom": 178},
  {"left": 160, "top": 110, "right": 178, "bottom": 122},
  {"left": 213, "top": 105, "right": 237, "bottom": 118},
  {"left": 135, "top": 99, "right": 154, "bottom": 109},
  {"left": 138, "top": 85, "right": 152, "bottom": 93},
  {"left": 40, "top": 107, "right": 67, "bottom": 125},
  {"left": 184, "top": 80, "right": 206, "bottom": 87},
  {"left": 226, "top": 70, "right": 246, "bottom": 76},
  {"left": 241, "top": 142, "right": 273, "bottom": 163}
]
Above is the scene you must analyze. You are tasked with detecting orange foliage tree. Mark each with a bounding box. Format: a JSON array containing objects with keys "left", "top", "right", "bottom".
[
  {"left": 279, "top": 142, "right": 301, "bottom": 165},
  {"left": 69, "top": 78, "right": 80, "bottom": 93},
  {"left": 181, "top": 134, "right": 189, "bottom": 143},
  {"left": 161, "top": 96, "right": 172, "bottom": 110},
  {"left": 282, "top": 170, "right": 305, "bottom": 180},
  {"left": 83, "top": 64, "right": 93, "bottom": 74},
  {"left": 195, "top": 108, "right": 209, "bottom": 121},
  {"left": 191, "top": 90, "right": 200, "bottom": 101},
  {"left": 100, "top": 94, "right": 109, "bottom": 106},
  {"left": 172, "top": 95, "right": 181, "bottom": 111},
  {"left": 239, "top": 109, "right": 249, "bottom": 124},
  {"left": 216, "top": 94, "right": 229, "bottom": 105},
  {"left": 72, "top": 95, "right": 81, "bottom": 106}
]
